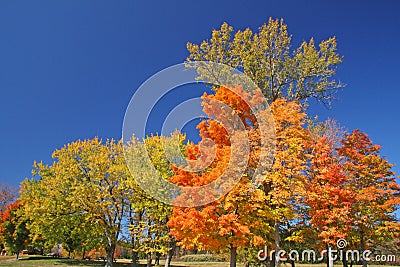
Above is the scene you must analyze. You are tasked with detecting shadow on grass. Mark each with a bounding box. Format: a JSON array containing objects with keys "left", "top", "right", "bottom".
[{"left": 16, "top": 256, "right": 189, "bottom": 267}]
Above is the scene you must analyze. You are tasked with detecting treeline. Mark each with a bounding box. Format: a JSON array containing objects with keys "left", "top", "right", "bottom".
[
  {"left": 0, "top": 18, "right": 399, "bottom": 267},
  {"left": 1, "top": 97, "right": 398, "bottom": 267}
]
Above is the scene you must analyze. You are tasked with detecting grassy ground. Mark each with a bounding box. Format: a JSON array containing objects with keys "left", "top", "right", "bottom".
[
  {"left": 0, "top": 256, "right": 398, "bottom": 267},
  {"left": 0, "top": 256, "right": 241, "bottom": 267}
]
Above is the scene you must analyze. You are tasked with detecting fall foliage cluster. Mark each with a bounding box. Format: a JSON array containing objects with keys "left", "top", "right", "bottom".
[{"left": 0, "top": 18, "right": 399, "bottom": 267}]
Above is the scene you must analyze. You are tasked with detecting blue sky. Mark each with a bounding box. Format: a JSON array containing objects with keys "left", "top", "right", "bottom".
[{"left": 0, "top": 1, "right": 399, "bottom": 187}]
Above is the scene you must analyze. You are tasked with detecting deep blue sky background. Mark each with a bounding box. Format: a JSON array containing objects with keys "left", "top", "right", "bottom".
[{"left": 0, "top": 1, "right": 399, "bottom": 189}]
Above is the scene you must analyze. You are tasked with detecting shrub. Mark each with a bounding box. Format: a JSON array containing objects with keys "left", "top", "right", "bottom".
[{"left": 177, "top": 253, "right": 227, "bottom": 262}]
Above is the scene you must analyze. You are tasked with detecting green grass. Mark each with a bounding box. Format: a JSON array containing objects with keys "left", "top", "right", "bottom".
[
  {"left": 0, "top": 256, "right": 240, "bottom": 267},
  {"left": 0, "top": 257, "right": 398, "bottom": 267}
]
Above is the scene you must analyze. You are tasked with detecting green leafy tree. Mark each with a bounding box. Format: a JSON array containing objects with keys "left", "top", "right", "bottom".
[
  {"left": 186, "top": 18, "right": 343, "bottom": 104},
  {"left": 21, "top": 138, "right": 130, "bottom": 267},
  {"left": 0, "top": 201, "right": 30, "bottom": 259},
  {"left": 124, "top": 133, "right": 186, "bottom": 267},
  {"left": 21, "top": 163, "right": 97, "bottom": 258}
]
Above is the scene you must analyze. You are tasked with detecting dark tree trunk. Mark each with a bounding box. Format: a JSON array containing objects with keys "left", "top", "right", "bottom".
[
  {"left": 360, "top": 235, "right": 367, "bottom": 267},
  {"left": 165, "top": 251, "right": 173, "bottom": 267},
  {"left": 230, "top": 246, "right": 237, "bottom": 267},
  {"left": 105, "top": 248, "right": 114, "bottom": 267},
  {"left": 146, "top": 252, "right": 152, "bottom": 267},
  {"left": 164, "top": 240, "right": 176, "bottom": 267},
  {"left": 15, "top": 251, "right": 19, "bottom": 260},
  {"left": 155, "top": 252, "right": 161, "bottom": 265},
  {"left": 131, "top": 207, "right": 142, "bottom": 267},
  {"left": 342, "top": 251, "right": 348, "bottom": 267},
  {"left": 131, "top": 250, "right": 139, "bottom": 267},
  {"left": 271, "top": 253, "right": 276, "bottom": 267},
  {"left": 82, "top": 246, "right": 86, "bottom": 260},
  {"left": 291, "top": 259, "right": 295, "bottom": 267},
  {"left": 274, "top": 220, "right": 280, "bottom": 267}
]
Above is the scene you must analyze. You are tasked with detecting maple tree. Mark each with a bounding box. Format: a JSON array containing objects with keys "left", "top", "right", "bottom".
[
  {"left": 305, "top": 136, "right": 355, "bottom": 267},
  {"left": 168, "top": 85, "right": 276, "bottom": 267},
  {"left": 301, "top": 129, "right": 400, "bottom": 267},
  {"left": 338, "top": 130, "right": 400, "bottom": 267},
  {"left": 263, "top": 99, "right": 310, "bottom": 267}
]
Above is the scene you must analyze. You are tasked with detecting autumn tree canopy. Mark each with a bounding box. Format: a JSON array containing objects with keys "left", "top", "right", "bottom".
[
  {"left": 11, "top": 18, "right": 400, "bottom": 267},
  {"left": 186, "top": 18, "right": 343, "bottom": 104},
  {"left": 21, "top": 138, "right": 130, "bottom": 267},
  {"left": 0, "top": 201, "right": 30, "bottom": 259}
]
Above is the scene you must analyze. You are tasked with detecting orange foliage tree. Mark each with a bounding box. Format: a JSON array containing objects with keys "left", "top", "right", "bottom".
[
  {"left": 338, "top": 130, "right": 400, "bottom": 267},
  {"left": 167, "top": 84, "right": 312, "bottom": 267},
  {"left": 304, "top": 129, "right": 400, "bottom": 267},
  {"left": 263, "top": 99, "right": 310, "bottom": 267},
  {"left": 168, "top": 85, "right": 272, "bottom": 267},
  {"left": 305, "top": 136, "right": 355, "bottom": 267}
]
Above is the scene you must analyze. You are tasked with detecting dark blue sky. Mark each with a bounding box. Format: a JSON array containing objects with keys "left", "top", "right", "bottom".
[{"left": 0, "top": 1, "right": 399, "bottom": 186}]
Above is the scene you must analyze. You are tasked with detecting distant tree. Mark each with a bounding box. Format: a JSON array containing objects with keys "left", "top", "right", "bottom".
[
  {"left": 308, "top": 118, "right": 346, "bottom": 149},
  {"left": 0, "top": 182, "right": 17, "bottom": 213}
]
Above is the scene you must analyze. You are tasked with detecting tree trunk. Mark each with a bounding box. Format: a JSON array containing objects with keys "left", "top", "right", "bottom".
[
  {"left": 271, "top": 253, "right": 276, "bottom": 267},
  {"left": 105, "top": 248, "right": 114, "bottom": 267},
  {"left": 131, "top": 250, "right": 139, "bottom": 267},
  {"left": 164, "top": 240, "right": 176, "bottom": 267},
  {"left": 131, "top": 207, "right": 141, "bottom": 267},
  {"left": 360, "top": 235, "right": 367, "bottom": 267},
  {"left": 146, "top": 252, "right": 152, "bottom": 267},
  {"left": 165, "top": 251, "right": 173, "bottom": 267},
  {"left": 15, "top": 251, "right": 19, "bottom": 260},
  {"left": 274, "top": 220, "right": 280, "bottom": 267},
  {"left": 155, "top": 252, "right": 161, "bottom": 265},
  {"left": 342, "top": 251, "right": 348, "bottom": 267},
  {"left": 82, "top": 246, "right": 86, "bottom": 260},
  {"left": 291, "top": 259, "right": 295, "bottom": 267},
  {"left": 230, "top": 246, "right": 237, "bottom": 267}
]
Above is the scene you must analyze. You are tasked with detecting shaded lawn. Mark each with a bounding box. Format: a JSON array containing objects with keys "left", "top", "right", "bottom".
[
  {"left": 0, "top": 256, "right": 235, "bottom": 267},
  {"left": 0, "top": 257, "right": 398, "bottom": 267}
]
